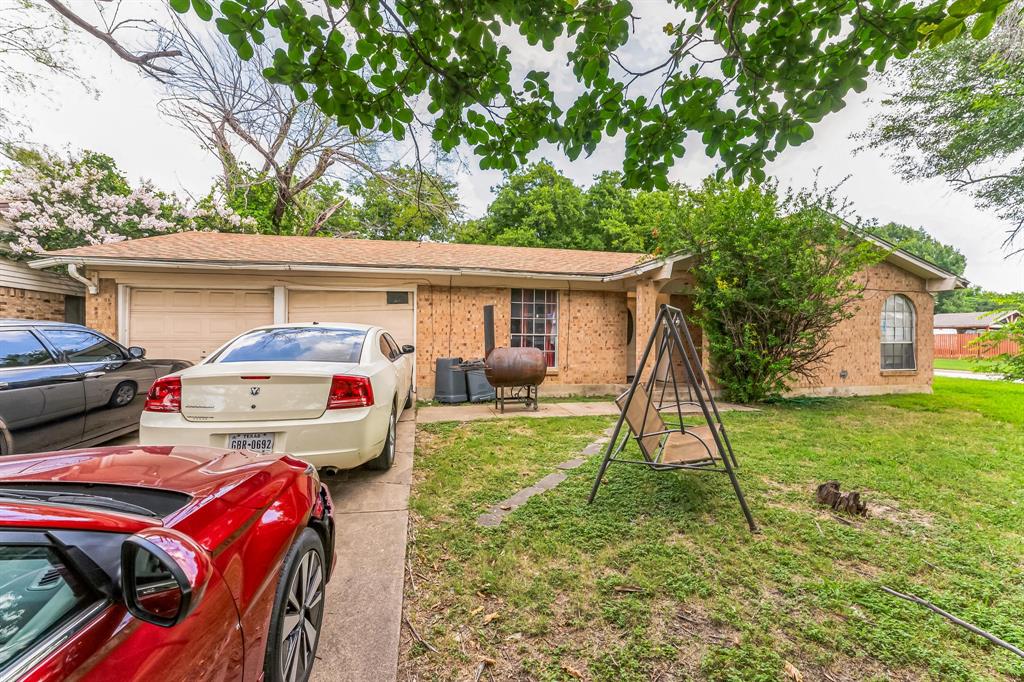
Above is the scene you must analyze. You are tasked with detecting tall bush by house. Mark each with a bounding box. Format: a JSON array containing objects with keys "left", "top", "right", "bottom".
[{"left": 659, "top": 180, "right": 882, "bottom": 402}]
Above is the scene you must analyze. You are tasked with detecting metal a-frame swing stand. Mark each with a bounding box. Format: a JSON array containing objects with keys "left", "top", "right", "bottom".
[{"left": 588, "top": 304, "right": 758, "bottom": 533}]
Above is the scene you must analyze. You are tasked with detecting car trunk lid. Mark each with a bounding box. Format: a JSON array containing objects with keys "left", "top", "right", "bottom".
[{"left": 180, "top": 361, "right": 360, "bottom": 422}]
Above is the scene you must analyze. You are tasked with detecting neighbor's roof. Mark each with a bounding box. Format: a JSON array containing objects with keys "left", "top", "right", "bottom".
[
  {"left": 31, "top": 231, "right": 658, "bottom": 280},
  {"left": 934, "top": 310, "right": 1019, "bottom": 329}
]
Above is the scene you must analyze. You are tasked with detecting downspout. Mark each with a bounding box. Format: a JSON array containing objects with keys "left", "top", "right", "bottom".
[{"left": 67, "top": 263, "right": 98, "bottom": 295}]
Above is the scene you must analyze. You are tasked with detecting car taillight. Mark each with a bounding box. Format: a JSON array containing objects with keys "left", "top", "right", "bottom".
[
  {"left": 145, "top": 376, "right": 181, "bottom": 413},
  {"left": 327, "top": 375, "right": 374, "bottom": 409}
]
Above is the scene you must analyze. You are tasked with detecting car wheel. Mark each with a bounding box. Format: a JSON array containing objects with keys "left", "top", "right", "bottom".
[
  {"left": 108, "top": 381, "right": 137, "bottom": 408},
  {"left": 365, "top": 406, "right": 396, "bottom": 470},
  {"left": 404, "top": 387, "right": 413, "bottom": 410},
  {"left": 264, "top": 528, "right": 326, "bottom": 682}
]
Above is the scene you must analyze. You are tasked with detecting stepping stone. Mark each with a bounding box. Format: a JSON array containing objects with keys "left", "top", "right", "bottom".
[
  {"left": 556, "top": 457, "right": 587, "bottom": 470},
  {"left": 534, "top": 472, "right": 567, "bottom": 490}
]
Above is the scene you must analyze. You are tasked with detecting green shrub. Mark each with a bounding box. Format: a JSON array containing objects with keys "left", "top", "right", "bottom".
[{"left": 659, "top": 180, "right": 882, "bottom": 403}]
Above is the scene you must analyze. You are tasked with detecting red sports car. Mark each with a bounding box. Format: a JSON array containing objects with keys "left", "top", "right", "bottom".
[{"left": 0, "top": 445, "right": 334, "bottom": 682}]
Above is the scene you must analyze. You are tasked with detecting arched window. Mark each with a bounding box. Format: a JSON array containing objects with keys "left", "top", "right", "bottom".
[{"left": 881, "top": 295, "right": 916, "bottom": 370}]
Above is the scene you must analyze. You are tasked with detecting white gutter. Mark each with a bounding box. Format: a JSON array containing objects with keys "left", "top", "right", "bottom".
[{"left": 67, "top": 263, "right": 98, "bottom": 295}]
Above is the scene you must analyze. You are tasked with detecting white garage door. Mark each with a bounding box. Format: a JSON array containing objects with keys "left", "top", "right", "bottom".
[
  {"left": 287, "top": 290, "right": 415, "bottom": 346},
  {"left": 129, "top": 288, "right": 274, "bottom": 362}
]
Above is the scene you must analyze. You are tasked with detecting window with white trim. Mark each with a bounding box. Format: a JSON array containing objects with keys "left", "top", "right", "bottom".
[
  {"left": 510, "top": 289, "right": 558, "bottom": 368},
  {"left": 880, "top": 294, "right": 916, "bottom": 370}
]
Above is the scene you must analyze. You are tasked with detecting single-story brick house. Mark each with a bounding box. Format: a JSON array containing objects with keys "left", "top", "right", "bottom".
[{"left": 30, "top": 231, "right": 963, "bottom": 398}]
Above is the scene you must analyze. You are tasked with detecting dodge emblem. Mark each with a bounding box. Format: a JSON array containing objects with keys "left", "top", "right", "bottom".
[{"left": 250, "top": 386, "right": 260, "bottom": 396}]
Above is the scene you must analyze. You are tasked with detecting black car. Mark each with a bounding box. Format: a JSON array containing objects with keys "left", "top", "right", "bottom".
[{"left": 0, "top": 321, "right": 191, "bottom": 454}]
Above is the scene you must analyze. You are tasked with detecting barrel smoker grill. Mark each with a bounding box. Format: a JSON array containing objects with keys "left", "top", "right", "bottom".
[{"left": 482, "top": 305, "right": 546, "bottom": 412}]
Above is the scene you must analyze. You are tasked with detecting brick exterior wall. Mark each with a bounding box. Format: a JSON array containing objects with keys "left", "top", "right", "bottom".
[
  {"left": 789, "top": 261, "right": 933, "bottom": 395},
  {"left": 415, "top": 284, "right": 630, "bottom": 396},
  {"left": 0, "top": 287, "right": 66, "bottom": 321},
  {"left": 85, "top": 279, "right": 118, "bottom": 338}
]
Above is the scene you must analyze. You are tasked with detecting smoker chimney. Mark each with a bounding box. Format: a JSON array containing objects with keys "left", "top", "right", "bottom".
[{"left": 483, "top": 305, "right": 495, "bottom": 357}]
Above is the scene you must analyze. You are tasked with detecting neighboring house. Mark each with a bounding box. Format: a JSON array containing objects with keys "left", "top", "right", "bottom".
[
  {"left": 30, "top": 231, "right": 963, "bottom": 398},
  {"left": 0, "top": 208, "right": 86, "bottom": 323},
  {"left": 934, "top": 310, "right": 1021, "bottom": 335}
]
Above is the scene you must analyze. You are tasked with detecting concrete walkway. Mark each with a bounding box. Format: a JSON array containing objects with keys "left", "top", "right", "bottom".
[
  {"left": 417, "top": 399, "right": 756, "bottom": 424},
  {"left": 935, "top": 369, "right": 1008, "bottom": 381},
  {"left": 312, "top": 409, "right": 416, "bottom": 682}
]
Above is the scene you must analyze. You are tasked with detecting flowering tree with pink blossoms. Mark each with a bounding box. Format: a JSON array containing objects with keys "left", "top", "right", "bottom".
[{"left": 0, "top": 147, "right": 255, "bottom": 258}]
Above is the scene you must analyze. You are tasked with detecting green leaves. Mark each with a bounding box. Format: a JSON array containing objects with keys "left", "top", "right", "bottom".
[
  {"left": 971, "top": 12, "right": 997, "bottom": 38},
  {"left": 179, "top": 0, "right": 1015, "bottom": 190}
]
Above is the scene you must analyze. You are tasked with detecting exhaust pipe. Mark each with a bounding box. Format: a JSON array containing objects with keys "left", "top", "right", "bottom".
[{"left": 483, "top": 305, "right": 495, "bottom": 357}]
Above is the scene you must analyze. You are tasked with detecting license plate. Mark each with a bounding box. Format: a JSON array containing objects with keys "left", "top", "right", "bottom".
[{"left": 227, "top": 433, "right": 275, "bottom": 453}]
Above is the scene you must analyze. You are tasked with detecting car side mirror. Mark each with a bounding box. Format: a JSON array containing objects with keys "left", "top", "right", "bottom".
[
  {"left": 401, "top": 344, "right": 415, "bottom": 354},
  {"left": 121, "top": 528, "right": 211, "bottom": 627},
  {"left": 128, "top": 346, "right": 146, "bottom": 359}
]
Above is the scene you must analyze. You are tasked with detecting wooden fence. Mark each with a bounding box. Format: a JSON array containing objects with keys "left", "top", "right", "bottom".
[{"left": 934, "top": 332, "right": 1020, "bottom": 359}]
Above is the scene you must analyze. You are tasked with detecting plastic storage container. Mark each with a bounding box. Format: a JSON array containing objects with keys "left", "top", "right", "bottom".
[
  {"left": 433, "top": 357, "right": 467, "bottom": 403},
  {"left": 465, "top": 367, "right": 496, "bottom": 403}
]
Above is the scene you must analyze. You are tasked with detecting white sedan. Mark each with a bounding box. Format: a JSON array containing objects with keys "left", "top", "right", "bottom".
[{"left": 139, "top": 323, "right": 414, "bottom": 471}]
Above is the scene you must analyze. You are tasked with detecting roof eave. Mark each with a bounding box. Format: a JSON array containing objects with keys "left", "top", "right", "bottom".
[{"left": 29, "top": 254, "right": 648, "bottom": 282}]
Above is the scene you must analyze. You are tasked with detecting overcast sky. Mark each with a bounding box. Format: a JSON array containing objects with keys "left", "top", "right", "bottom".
[{"left": 5, "top": 0, "right": 1021, "bottom": 292}]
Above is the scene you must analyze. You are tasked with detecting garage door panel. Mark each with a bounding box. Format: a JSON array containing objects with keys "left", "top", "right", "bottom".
[
  {"left": 172, "top": 291, "right": 204, "bottom": 308},
  {"left": 129, "top": 288, "right": 273, "bottom": 363},
  {"left": 240, "top": 291, "right": 273, "bottom": 308},
  {"left": 288, "top": 290, "right": 414, "bottom": 346},
  {"left": 131, "top": 289, "right": 167, "bottom": 308}
]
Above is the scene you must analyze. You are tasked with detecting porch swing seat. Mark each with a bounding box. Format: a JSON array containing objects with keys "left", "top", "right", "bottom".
[
  {"left": 615, "top": 387, "right": 720, "bottom": 466},
  {"left": 589, "top": 303, "right": 757, "bottom": 532}
]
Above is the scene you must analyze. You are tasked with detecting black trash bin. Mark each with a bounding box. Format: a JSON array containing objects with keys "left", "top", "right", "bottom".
[{"left": 433, "top": 357, "right": 467, "bottom": 403}]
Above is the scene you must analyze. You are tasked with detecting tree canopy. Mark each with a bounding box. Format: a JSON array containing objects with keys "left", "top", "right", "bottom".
[
  {"left": 347, "top": 165, "right": 461, "bottom": 242},
  {"left": 858, "top": 3, "right": 1024, "bottom": 249},
  {"left": 173, "top": 0, "right": 1007, "bottom": 190},
  {"left": 0, "top": 147, "right": 251, "bottom": 256},
  {"left": 457, "top": 161, "right": 663, "bottom": 251},
  {"left": 866, "top": 222, "right": 966, "bottom": 275}
]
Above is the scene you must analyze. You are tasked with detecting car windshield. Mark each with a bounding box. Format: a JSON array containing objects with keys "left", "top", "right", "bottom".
[
  {"left": 0, "top": 545, "right": 94, "bottom": 670},
  {"left": 211, "top": 328, "right": 366, "bottom": 363}
]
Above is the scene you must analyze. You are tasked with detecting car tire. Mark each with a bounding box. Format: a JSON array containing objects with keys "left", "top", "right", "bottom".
[
  {"left": 365, "top": 406, "right": 396, "bottom": 471},
  {"left": 107, "top": 381, "right": 137, "bottom": 408},
  {"left": 263, "top": 528, "right": 326, "bottom": 682},
  {"left": 404, "top": 387, "right": 413, "bottom": 410}
]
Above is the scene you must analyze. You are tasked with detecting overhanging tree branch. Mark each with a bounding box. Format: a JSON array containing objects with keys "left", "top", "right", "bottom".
[{"left": 43, "top": 0, "right": 180, "bottom": 76}]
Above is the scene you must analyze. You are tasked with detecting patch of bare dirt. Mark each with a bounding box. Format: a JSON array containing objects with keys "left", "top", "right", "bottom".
[{"left": 864, "top": 500, "right": 936, "bottom": 529}]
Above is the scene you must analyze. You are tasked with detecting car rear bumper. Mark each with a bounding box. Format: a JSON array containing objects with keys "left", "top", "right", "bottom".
[{"left": 139, "top": 407, "right": 388, "bottom": 470}]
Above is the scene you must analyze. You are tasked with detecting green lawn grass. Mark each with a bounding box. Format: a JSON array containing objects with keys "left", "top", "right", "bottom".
[
  {"left": 402, "top": 378, "right": 1024, "bottom": 681},
  {"left": 934, "top": 358, "right": 997, "bottom": 373}
]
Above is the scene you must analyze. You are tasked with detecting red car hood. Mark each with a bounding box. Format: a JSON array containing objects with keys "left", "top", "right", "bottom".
[
  {"left": 0, "top": 446, "right": 316, "bottom": 549},
  {"left": 0, "top": 445, "right": 298, "bottom": 497}
]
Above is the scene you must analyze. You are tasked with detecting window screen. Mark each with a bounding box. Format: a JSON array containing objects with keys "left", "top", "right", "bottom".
[
  {"left": 880, "top": 295, "right": 916, "bottom": 370},
  {"left": 510, "top": 289, "right": 558, "bottom": 368}
]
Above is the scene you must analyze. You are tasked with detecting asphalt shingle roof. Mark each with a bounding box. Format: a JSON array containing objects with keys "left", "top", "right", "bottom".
[
  {"left": 45, "top": 231, "right": 653, "bottom": 277},
  {"left": 934, "top": 311, "right": 1014, "bottom": 328}
]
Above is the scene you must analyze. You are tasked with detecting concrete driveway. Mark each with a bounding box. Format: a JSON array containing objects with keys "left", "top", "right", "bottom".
[{"left": 311, "top": 409, "right": 416, "bottom": 682}]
